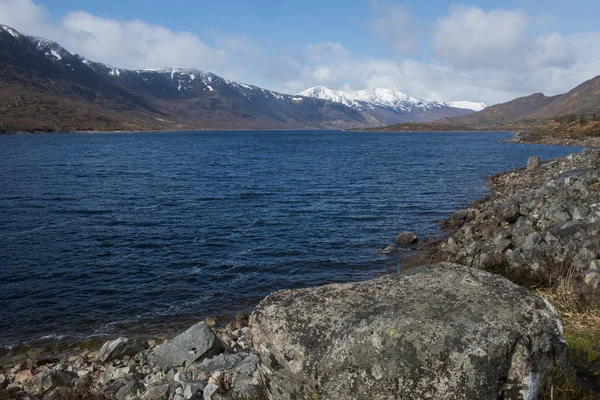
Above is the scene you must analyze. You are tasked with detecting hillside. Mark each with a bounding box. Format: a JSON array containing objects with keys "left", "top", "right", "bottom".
[
  {"left": 0, "top": 25, "right": 480, "bottom": 133},
  {"left": 0, "top": 25, "right": 373, "bottom": 132}
]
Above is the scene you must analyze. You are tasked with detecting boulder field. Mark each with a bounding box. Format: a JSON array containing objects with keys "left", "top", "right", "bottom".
[{"left": 411, "top": 148, "right": 600, "bottom": 291}]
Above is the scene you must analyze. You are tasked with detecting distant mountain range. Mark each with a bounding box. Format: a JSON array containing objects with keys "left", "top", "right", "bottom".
[
  {"left": 299, "top": 86, "right": 486, "bottom": 112},
  {"left": 0, "top": 25, "right": 482, "bottom": 133},
  {"left": 370, "top": 74, "right": 600, "bottom": 132}
]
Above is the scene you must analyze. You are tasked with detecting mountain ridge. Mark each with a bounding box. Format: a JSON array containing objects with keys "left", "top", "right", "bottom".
[
  {"left": 0, "top": 25, "right": 479, "bottom": 133},
  {"left": 299, "top": 85, "right": 487, "bottom": 112}
]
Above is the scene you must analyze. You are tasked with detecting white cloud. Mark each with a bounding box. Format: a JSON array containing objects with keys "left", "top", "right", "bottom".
[
  {"left": 368, "top": 0, "right": 416, "bottom": 53},
  {"left": 304, "top": 42, "right": 351, "bottom": 63},
  {"left": 433, "top": 6, "right": 530, "bottom": 69}
]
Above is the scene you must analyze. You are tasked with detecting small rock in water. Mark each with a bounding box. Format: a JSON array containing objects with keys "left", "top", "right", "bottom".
[
  {"left": 395, "top": 231, "right": 418, "bottom": 245},
  {"left": 204, "top": 317, "right": 218, "bottom": 327},
  {"left": 527, "top": 155, "right": 541, "bottom": 170}
]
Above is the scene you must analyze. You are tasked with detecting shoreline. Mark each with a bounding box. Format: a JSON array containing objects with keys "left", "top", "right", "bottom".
[{"left": 2, "top": 147, "right": 599, "bottom": 399}]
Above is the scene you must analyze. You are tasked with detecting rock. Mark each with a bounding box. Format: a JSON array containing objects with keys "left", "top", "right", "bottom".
[
  {"left": 466, "top": 241, "right": 481, "bottom": 256},
  {"left": 14, "top": 369, "right": 34, "bottom": 384},
  {"left": 203, "top": 382, "right": 223, "bottom": 400},
  {"left": 151, "top": 322, "right": 223, "bottom": 370},
  {"left": 183, "top": 381, "right": 205, "bottom": 399},
  {"left": 584, "top": 270, "right": 600, "bottom": 289},
  {"left": 394, "top": 231, "right": 418, "bottom": 245},
  {"left": 498, "top": 202, "right": 521, "bottom": 223},
  {"left": 116, "top": 380, "right": 146, "bottom": 400},
  {"left": 204, "top": 317, "right": 218, "bottom": 328},
  {"left": 23, "top": 370, "right": 77, "bottom": 396},
  {"left": 98, "top": 337, "right": 147, "bottom": 364},
  {"left": 590, "top": 260, "right": 600, "bottom": 270},
  {"left": 0, "top": 373, "right": 6, "bottom": 390},
  {"left": 141, "top": 383, "right": 170, "bottom": 400},
  {"left": 526, "top": 156, "right": 541, "bottom": 170},
  {"left": 250, "top": 263, "right": 569, "bottom": 400}
]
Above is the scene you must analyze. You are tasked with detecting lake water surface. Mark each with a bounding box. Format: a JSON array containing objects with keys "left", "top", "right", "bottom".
[{"left": 0, "top": 131, "right": 581, "bottom": 347}]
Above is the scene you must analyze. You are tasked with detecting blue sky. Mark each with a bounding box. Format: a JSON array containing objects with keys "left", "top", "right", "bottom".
[{"left": 2, "top": 0, "right": 600, "bottom": 104}]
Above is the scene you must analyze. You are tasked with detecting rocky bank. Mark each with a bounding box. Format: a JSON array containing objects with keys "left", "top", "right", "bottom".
[{"left": 407, "top": 148, "right": 600, "bottom": 291}]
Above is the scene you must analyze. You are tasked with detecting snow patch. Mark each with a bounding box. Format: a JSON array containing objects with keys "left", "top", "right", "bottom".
[
  {"left": 446, "top": 101, "right": 487, "bottom": 111},
  {"left": 47, "top": 50, "right": 62, "bottom": 60},
  {"left": 207, "top": 85, "right": 213, "bottom": 91},
  {"left": 1, "top": 25, "right": 21, "bottom": 39},
  {"left": 109, "top": 68, "right": 121, "bottom": 77}
]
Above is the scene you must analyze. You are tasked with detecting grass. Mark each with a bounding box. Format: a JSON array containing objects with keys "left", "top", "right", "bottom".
[{"left": 535, "top": 267, "right": 600, "bottom": 399}]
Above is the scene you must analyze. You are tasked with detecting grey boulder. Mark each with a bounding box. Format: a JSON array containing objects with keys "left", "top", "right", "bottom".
[
  {"left": 23, "top": 370, "right": 77, "bottom": 396},
  {"left": 394, "top": 231, "right": 418, "bottom": 245},
  {"left": 98, "top": 337, "right": 147, "bottom": 364},
  {"left": 151, "top": 322, "right": 223, "bottom": 370},
  {"left": 250, "top": 263, "right": 569, "bottom": 400}
]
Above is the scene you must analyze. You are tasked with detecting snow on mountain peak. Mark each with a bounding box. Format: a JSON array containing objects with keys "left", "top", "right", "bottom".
[
  {"left": 299, "top": 86, "right": 486, "bottom": 112},
  {"left": 298, "top": 86, "right": 439, "bottom": 111},
  {"left": 445, "top": 101, "right": 487, "bottom": 112},
  {"left": 0, "top": 25, "right": 21, "bottom": 39}
]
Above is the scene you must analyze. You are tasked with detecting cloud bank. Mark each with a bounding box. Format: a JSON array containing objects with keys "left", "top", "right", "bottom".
[{"left": 0, "top": 0, "right": 599, "bottom": 105}]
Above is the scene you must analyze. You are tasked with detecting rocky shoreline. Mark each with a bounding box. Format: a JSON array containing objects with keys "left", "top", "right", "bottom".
[
  {"left": 508, "top": 130, "right": 600, "bottom": 148},
  {"left": 2, "top": 149, "right": 599, "bottom": 399}
]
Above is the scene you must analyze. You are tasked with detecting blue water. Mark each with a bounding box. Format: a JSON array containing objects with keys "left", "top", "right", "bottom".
[{"left": 0, "top": 131, "right": 579, "bottom": 347}]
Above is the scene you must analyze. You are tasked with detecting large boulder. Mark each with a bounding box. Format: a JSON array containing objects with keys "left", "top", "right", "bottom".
[
  {"left": 151, "top": 322, "right": 223, "bottom": 370},
  {"left": 250, "top": 263, "right": 569, "bottom": 400}
]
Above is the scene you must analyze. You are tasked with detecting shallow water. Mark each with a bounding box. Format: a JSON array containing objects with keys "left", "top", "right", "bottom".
[{"left": 0, "top": 130, "right": 580, "bottom": 347}]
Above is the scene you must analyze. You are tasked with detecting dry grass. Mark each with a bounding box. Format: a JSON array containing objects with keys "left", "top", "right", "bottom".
[
  {"left": 536, "top": 268, "right": 600, "bottom": 335},
  {"left": 536, "top": 268, "right": 600, "bottom": 399}
]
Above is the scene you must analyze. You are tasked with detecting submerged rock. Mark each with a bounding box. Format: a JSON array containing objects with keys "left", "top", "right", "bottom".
[{"left": 250, "top": 263, "right": 569, "bottom": 400}]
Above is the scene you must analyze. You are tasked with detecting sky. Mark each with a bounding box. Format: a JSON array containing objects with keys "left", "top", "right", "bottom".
[{"left": 1, "top": 0, "right": 600, "bottom": 105}]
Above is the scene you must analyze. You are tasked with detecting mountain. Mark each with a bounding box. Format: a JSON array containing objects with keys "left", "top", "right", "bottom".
[
  {"left": 298, "top": 86, "right": 485, "bottom": 123},
  {"left": 441, "top": 75, "right": 600, "bottom": 129},
  {"left": 0, "top": 25, "right": 381, "bottom": 133}
]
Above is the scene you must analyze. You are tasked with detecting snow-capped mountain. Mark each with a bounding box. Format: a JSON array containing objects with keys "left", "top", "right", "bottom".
[
  {"left": 299, "top": 86, "right": 486, "bottom": 112},
  {"left": 0, "top": 24, "right": 481, "bottom": 132},
  {"left": 298, "top": 86, "right": 480, "bottom": 123}
]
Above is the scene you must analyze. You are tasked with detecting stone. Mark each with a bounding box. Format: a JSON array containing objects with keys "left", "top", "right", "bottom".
[
  {"left": 526, "top": 156, "right": 541, "bottom": 170},
  {"left": 466, "top": 240, "right": 481, "bottom": 256},
  {"left": 203, "top": 382, "right": 223, "bottom": 400},
  {"left": 174, "top": 371, "right": 194, "bottom": 383},
  {"left": 189, "top": 353, "right": 247, "bottom": 374},
  {"left": 14, "top": 369, "right": 34, "bottom": 384},
  {"left": 250, "top": 263, "right": 569, "bottom": 400},
  {"left": 23, "top": 370, "right": 77, "bottom": 396},
  {"left": 183, "top": 381, "right": 206, "bottom": 399},
  {"left": 204, "top": 317, "right": 218, "bottom": 328},
  {"left": 98, "top": 337, "right": 147, "bottom": 364},
  {"left": 498, "top": 202, "right": 521, "bottom": 223},
  {"left": 151, "top": 322, "right": 223, "bottom": 370},
  {"left": 140, "top": 383, "right": 170, "bottom": 400},
  {"left": 116, "top": 380, "right": 146, "bottom": 400},
  {"left": 590, "top": 260, "right": 600, "bottom": 270},
  {"left": 394, "top": 231, "right": 418, "bottom": 245},
  {"left": 0, "top": 373, "right": 6, "bottom": 390}
]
